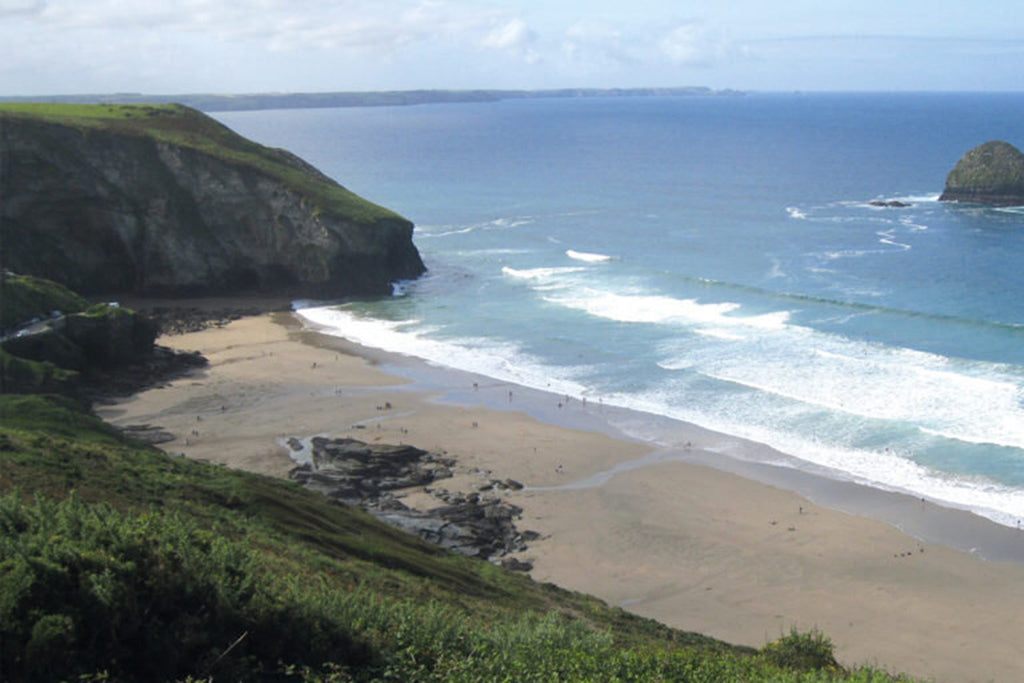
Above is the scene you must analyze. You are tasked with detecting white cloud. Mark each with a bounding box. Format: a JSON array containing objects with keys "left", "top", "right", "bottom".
[
  {"left": 0, "top": 0, "right": 44, "bottom": 15},
  {"left": 481, "top": 18, "right": 528, "bottom": 50},
  {"left": 658, "top": 20, "right": 731, "bottom": 66},
  {"left": 480, "top": 18, "right": 539, "bottom": 64},
  {"left": 562, "top": 21, "right": 632, "bottom": 65},
  {"left": 560, "top": 17, "right": 739, "bottom": 70}
]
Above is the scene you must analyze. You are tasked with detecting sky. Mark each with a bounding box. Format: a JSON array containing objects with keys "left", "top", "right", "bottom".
[{"left": 2, "top": 0, "right": 1023, "bottom": 95}]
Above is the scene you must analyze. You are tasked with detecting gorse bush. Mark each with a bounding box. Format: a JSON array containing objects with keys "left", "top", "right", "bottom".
[
  {"left": 0, "top": 493, "right": 374, "bottom": 681},
  {"left": 760, "top": 628, "right": 840, "bottom": 672}
]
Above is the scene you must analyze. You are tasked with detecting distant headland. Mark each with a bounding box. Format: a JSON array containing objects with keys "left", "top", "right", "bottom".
[{"left": 0, "top": 86, "right": 742, "bottom": 113}]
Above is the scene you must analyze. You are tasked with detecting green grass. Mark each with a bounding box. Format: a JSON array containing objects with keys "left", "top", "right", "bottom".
[
  {"left": 1, "top": 271, "right": 90, "bottom": 329},
  {"left": 0, "top": 395, "right": 919, "bottom": 681},
  {"left": 0, "top": 349, "right": 77, "bottom": 393},
  {"left": 0, "top": 102, "right": 406, "bottom": 227}
]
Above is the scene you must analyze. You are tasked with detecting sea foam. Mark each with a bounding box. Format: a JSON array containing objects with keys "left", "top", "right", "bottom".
[
  {"left": 566, "top": 249, "right": 613, "bottom": 263},
  {"left": 293, "top": 303, "right": 589, "bottom": 400},
  {"left": 601, "top": 379, "right": 1024, "bottom": 529}
]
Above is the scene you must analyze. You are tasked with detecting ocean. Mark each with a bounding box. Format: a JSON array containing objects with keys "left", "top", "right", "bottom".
[{"left": 216, "top": 93, "right": 1024, "bottom": 530}]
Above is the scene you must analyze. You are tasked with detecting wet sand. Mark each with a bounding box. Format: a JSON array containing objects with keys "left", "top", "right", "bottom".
[{"left": 96, "top": 311, "right": 1024, "bottom": 682}]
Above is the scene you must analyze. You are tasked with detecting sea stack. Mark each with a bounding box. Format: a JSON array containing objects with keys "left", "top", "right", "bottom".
[{"left": 939, "top": 140, "right": 1024, "bottom": 206}]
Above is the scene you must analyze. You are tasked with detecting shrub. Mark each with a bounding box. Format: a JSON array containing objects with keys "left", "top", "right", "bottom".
[
  {"left": 760, "top": 627, "right": 839, "bottom": 672},
  {"left": 0, "top": 493, "right": 375, "bottom": 681}
]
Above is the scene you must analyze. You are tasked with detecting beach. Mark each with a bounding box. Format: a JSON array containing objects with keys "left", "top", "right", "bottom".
[{"left": 96, "top": 310, "right": 1024, "bottom": 682}]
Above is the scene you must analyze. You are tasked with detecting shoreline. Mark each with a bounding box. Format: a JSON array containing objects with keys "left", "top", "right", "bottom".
[
  {"left": 96, "top": 308, "right": 1024, "bottom": 682},
  {"left": 312, "top": 321, "right": 1024, "bottom": 566}
]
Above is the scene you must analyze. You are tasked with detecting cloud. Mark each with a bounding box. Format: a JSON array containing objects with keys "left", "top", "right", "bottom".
[
  {"left": 481, "top": 18, "right": 529, "bottom": 50},
  {"left": 658, "top": 20, "right": 731, "bottom": 66},
  {"left": 10, "top": 1, "right": 530, "bottom": 52},
  {"left": 560, "top": 16, "right": 740, "bottom": 71},
  {"left": 0, "top": 0, "right": 44, "bottom": 17},
  {"left": 562, "top": 21, "right": 633, "bottom": 65},
  {"left": 480, "top": 18, "right": 540, "bottom": 63}
]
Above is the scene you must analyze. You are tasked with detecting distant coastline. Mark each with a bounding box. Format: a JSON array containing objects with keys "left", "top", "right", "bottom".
[{"left": 0, "top": 86, "right": 742, "bottom": 112}]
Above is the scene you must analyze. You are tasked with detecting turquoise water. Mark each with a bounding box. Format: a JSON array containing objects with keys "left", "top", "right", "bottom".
[{"left": 217, "top": 93, "right": 1024, "bottom": 527}]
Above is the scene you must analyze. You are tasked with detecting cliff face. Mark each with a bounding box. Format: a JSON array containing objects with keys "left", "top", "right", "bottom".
[
  {"left": 0, "top": 104, "right": 425, "bottom": 297},
  {"left": 939, "top": 140, "right": 1024, "bottom": 206}
]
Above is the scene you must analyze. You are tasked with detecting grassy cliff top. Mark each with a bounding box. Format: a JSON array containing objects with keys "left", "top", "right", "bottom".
[{"left": 0, "top": 102, "right": 406, "bottom": 226}]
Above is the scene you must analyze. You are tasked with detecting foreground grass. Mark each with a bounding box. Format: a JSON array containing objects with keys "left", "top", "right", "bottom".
[{"left": 0, "top": 395, "right": 916, "bottom": 681}]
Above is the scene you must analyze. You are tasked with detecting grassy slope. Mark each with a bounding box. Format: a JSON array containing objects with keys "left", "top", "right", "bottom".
[
  {"left": 0, "top": 102, "right": 406, "bottom": 226},
  {"left": 0, "top": 394, "right": 917, "bottom": 682},
  {"left": 0, "top": 272, "right": 90, "bottom": 330}
]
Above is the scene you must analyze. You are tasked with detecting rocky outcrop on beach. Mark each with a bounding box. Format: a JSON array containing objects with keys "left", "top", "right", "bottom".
[
  {"left": 939, "top": 140, "right": 1024, "bottom": 206},
  {"left": 290, "top": 437, "right": 537, "bottom": 564},
  {"left": 1, "top": 271, "right": 208, "bottom": 396},
  {"left": 0, "top": 104, "right": 425, "bottom": 297},
  {"left": 3, "top": 303, "right": 154, "bottom": 370}
]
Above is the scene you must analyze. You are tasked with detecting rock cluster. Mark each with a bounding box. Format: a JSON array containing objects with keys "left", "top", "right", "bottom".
[{"left": 290, "top": 437, "right": 537, "bottom": 566}]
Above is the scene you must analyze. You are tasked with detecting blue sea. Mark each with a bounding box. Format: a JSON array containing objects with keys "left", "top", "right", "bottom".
[{"left": 216, "top": 93, "right": 1024, "bottom": 529}]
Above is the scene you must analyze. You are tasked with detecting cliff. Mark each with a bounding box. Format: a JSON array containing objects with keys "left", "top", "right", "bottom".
[
  {"left": 939, "top": 140, "right": 1024, "bottom": 206},
  {"left": 0, "top": 103, "right": 425, "bottom": 297}
]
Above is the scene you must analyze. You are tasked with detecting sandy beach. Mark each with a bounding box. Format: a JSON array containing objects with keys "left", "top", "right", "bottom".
[{"left": 96, "top": 310, "right": 1024, "bottom": 682}]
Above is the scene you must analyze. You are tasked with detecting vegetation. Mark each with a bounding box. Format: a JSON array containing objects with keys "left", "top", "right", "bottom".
[
  {"left": 0, "top": 102, "right": 404, "bottom": 226},
  {"left": 1, "top": 271, "right": 90, "bottom": 330},
  {"left": 1, "top": 273, "right": 158, "bottom": 394},
  {"left": 941, "top": 140, "right": 1024, "bottom": 204},
  {"left": 0, "top": 393, "right": 919, "bottom": 681},
  {"left": 0, "top": 348, "right": 77, "bottom": 393}
]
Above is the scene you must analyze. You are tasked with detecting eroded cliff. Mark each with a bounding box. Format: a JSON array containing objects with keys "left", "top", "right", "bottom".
[{"left": 0, "top": 103, "right": 425, "bottom": 297}]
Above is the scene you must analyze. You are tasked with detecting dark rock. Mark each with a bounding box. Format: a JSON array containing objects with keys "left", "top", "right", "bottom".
[
  {"left": 118, "top": 424, "right": 177, "bottom": 445},
  {"left": 868, "top": 200, "right": 911, "bottom": 208},
  {"left": 79, "top": 345, "right": 207, "bottom": 400},
  {"left": 142, "top": 305, "right": 272, "bottom": 336},
  {"left": 288, "top": 436, "right": 537, "bottom": 560},
  {"left": 2, "top": 305, "right": 155, "bottom": 370},
  {"left": 939, "top": 140, "right": 1024, "bottom": 206},
  {"left": 500, "top": 557, "right": 534, "bottom": 572},
  {"left": 64, "top": 306, "right": 158, "bottom": 369}
]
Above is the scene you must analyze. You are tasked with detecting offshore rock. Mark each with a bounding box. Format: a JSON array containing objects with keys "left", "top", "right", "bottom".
[
  {"left": 0, "top": 104, "right": 425, "bottom": 297},
  {"left": 939, "top": 140, "right": 1024, "bottom": 206}
]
